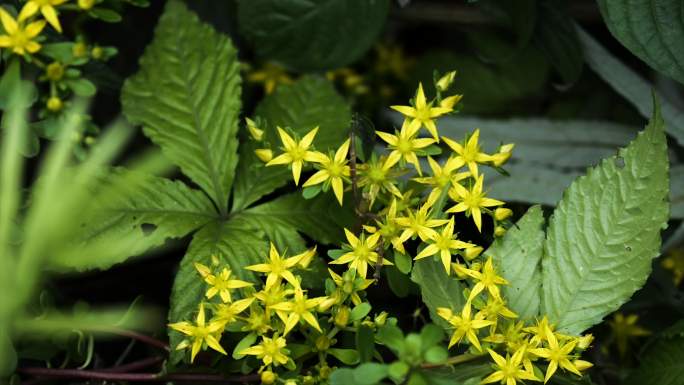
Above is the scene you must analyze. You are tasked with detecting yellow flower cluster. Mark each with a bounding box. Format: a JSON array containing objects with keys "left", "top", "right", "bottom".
[{"left": 170, "top": 243, "right": 385, "bottom": 383}]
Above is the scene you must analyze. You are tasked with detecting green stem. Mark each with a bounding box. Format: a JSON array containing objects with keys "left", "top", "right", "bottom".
[{"left": 420, "top": 352, "right": 485, "bottom": 369}]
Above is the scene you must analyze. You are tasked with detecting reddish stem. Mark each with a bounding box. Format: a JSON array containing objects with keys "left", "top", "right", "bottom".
[{"left": 18, "top": 367, "right": 260, "bottom": 383}]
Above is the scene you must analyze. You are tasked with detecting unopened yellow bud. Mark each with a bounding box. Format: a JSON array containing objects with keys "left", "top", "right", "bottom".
[
  {"left": 260, "top": 371, "right": 276, "bottom": 385},
  {"left": 374, "top": 311, "right": 388, "bottom": 326},
  {"left": 245, "top": 117, "right": 264, "bottom": 141},
  {"left": 78, "top": 0, "right": 95, "bottom": 10},
  {"left": 452, "top": 262, "right": 469, "bottom": 279},
  {"left": 91, "top": 46, "right": 103, "bottom": 60},
  {"left": 284, "top": 380, "right": 297, "bottom": 385},
  {"left": 491, "top": 143, "right": 515, "bottom": 167},
  {"left": 494, "top": 226, "right": 506, "bottom": 237},
  {"left": 315, "top": 335, "right": 331, "bottom": 351},
  {"left": 302, "top": 375, "right": 315, "bottom": 385},
  {"left": 577, "top": 334, "right": 594, "bottom": 350},
  {"left": 463, "top": 246, "right": 483, "bottom": 261},
  {"left": 574, "top": 359, "right": 593, "bottom": 371},
  {"left": 494, "top": 208, "right": 513, "bottom": 221},
  {"left": 73, "top": 42, "right": 88, "bottom": 58},
  {"left": 436, "top": 70, "right": 457, "bottom": 92},
  {"left": 318, "top": 296, "right": 337, "bottom": 312},
  {"left": 47, "top": 96, "right": 63, "bottom": 112},
  {"left": 319, "top": 365, "right": 332, "bottom": 379},
  {"left": 211, "top": 254, "right": 220, "bottom": 266},
  {"left": 46, "top": 62, "right": 65, "bottom": 81},
  {"left": 439, "top": 94, "right": 462, "bottom": 110},
  {"left": 255, "top": 148, "right": 273, "bottom": 163},
  {"left": 334, "top": 306, "right": 350, "bottom": 327}
]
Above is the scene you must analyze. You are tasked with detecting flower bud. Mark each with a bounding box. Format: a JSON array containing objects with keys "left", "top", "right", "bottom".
[
  {"left": 374, "top": 311, "right": 388, "bottom": 326},
  {"left": 72, "top": 42, "right": 88, "bottom": 58},
  {"left": 315, "top": 335, "right": 331, "bottom": 351},
  {"left": 573, "top": 359, "right": 593, "bottom": 371},
  {"left": 577, "top": 334, "right": 594, "bottom": 350},
  {"left": 491, "top": 143, "right": 515, "bottom": 167},
  {"left": 436, "top": 70, "right": 457, "bottom": 92},
  {"left": 46, "top": 62, "right": 65, "bottom": 81},
  {"left": 47, "top": 96, "right": 63, "bottom": 112},
  {"left": 463, "top": 246, "right": 483, "bottom": 261},
  {"left": 91, "top": 46, "right": 104, "bottom": 60},
  {"left": 334, "top": 306, "right": 350, "bottom": 327},
  {"left": 260, "top": 370, "right": 276, "bottom": 385},
  {"left": 255, "top": 149, "right": 273, "bottom": 163},
  {"left": 439, "top": 94, "right": 462, "bottom": 110},
  {"left": 79, "top": 0, "right": 95, "bottom": 10},
  {"left": 494, "top": 226, "right": 506, "bottom": 237},
  {"left": 283, "top": 380, "right": 297, "bottom": 385},
  {"left": 494, "top": 208, "right": 513, "bottom": 221},
  {"left": 246, "top": 117, "right": 264, "bottom": 141},
  {"left": 302, "top": 375, "right": 315, "bottom": 385},
  {"left": 319, "top": 365, "right": 332, "bottom": 379}
]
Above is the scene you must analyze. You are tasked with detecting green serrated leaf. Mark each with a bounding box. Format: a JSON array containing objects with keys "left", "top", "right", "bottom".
[
  {"left": 542, "top": 98, "right": 669, "bottom": 335},
  {"left": 485, "top": 205, "right": 544, "bottom": 320},
  {"left": 411, "top": 257, "right": 465, "bottom": 330},
  {"left": 57, "top": 172, "right": 216, "bottom": 271},
  {"left": 232, "top": 76, "right": 351, "bottom": 210},
  {"left": 597, "top": 0, "right": 684, "bottom": 85},
  {"left": 167, "top": 222, "right": 267, "bottom": 363},
  {"left": 232, "top": 192, "right": 353, "bottom": 245},
  {"left": 627, "top": 337, "right": 684, "bottom": 385},
  {"left": 122, "top": 0, "right": 241, "bottom": 214},
  {"left": 237, "top": 0, "right": 389, "bottom": 71}
]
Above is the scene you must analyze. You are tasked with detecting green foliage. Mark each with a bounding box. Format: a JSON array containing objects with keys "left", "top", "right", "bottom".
[
  {"left": 486, "top": 206, "right": 544, "bottom": 321},
  {"left": 627, "top": 336, "right": 684, "bottom": 385},
  {"left": 122, "top": 0, "right": 242, "bottom": 214},
  {"left": 542, "top": 98, "right": 669, "bottom": 334},
  {"left": 237, "top": 0, "right": 389, "bottom": 71},
  {"left": 411, "top": 257, "right": 465, "bottom": 330},
  {"left": 532, "top": 0, "right": 583, "bottom": 84},
  {"left": 597, "top": 0, "right": 684, "bottom": 86},
  {"left": 232, "top": 76, "right": 352, "bottom": 210}
]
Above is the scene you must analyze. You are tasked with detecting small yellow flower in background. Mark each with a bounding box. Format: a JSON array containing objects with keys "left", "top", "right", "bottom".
[
  {"left": 169, "top": 303, "right": 226, "bottom": 363},
  {"left": 271, "top": 288, "right": 325, "bottom": 335},
  {"left": 46, "top": 96, "right": 62, "bottom": 112},
  {"left": 245, "top": 117, "right": 264, "bottom": 141},
  {"left": 45, "top": 61, "right": 65, "bottom": 81},
  {"left": 254, "top": 283, "right": 293, "bottom": 319},
  {"left": 476, "top": 296, "right": 518, "bottom": 325},
  {"left": 662, "top": 248, "right": 684, "bottom": 286},
  {"left": 194, "top": 262, "right": 252, "bottom": 303},
  {"left": 607, "top": 312, "right": 651, "bottom": 358},
  {"left": 267, "top": 126, "right": 319, "bottom": 185},
  {"left": 18, "top": 0, "right": 66, "bottom": 33},
  {"left": 329, "top": 229, "right": 391, "bottom": 278},
  {"left": 240, "top": 335, "right": 290, "bottom": 366},
  {"left": 78, "top": 0, "right": 95, "bottom": 10},
  {"left": 481, "top": 347, "right": 539, "bottom": 385},
  {"left": 246, "top": 243, "right": 303, "bottom": 290},
  {"left": 363, "top": 199, "right": 406, "bottom": 254},
  {"left": 524, "top": 316, "right": 555, "bottom": 346},
  {"left": 391, "top": 83, "right": 451, "bottom": 141},
  {"left": 375, "top": 44, "right": 413, "bottom": 79},
  {"left": 357, "top": 154, "right": 403, "bottom": 207},
  {"left": 303, "top": 139, "right": 351, "bottom": 205},
  {"left": 247, "top": 62, "right": 293, "bottom": 94},
  {"left": 442, "top": 129, "right": 493, "bottom": 177},
  {"left": 72, "top": 40, "right": 87, "bottom": 57},
  {"left": 437, "top": 302, "right": 494, "bottom": 350},
  {"left": 529, "top": 326, "right": 582, "bottom": 383},
  {"left": 0, "top": 7, "right": 46, "bottom": 55},
  {"left": 395, "top": 201, "right": 449, "bottom": 242},
  {"left": 376, "top": 119, "right": 434, "bottom": 175},
  {"left": 447, "top": 174, "right": 504, "bottom": 232},
  {"left": 457, "top": 257, "right": 508, "bottom": 301},
  {"left": 414, "top": 217, "right": 474, "bottom": 274}
]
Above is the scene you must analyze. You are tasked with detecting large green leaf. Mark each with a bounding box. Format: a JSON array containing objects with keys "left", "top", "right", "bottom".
[
  {"left": 627, "top": 336, "right": 684, "bottom": 385},
  {"left": 486, "top": 206, "right": 544, "bottom": 321},
  {"left": 232, "top": 76, "right": 351, "bottom": 210},
  {"left": 578, "top": 25, "right": 684, "bottom": 147},
  {"left": 57, "top": 173, "right": 216, "bottom": 271},
  {"left": 541, "top": 99, "right": 669, "bottom": 335},
  {"left": 237, "top": 0, "right": 389, "bottom": 71},
  {"left": 597, "top": 0, "right": 684, "bottom": 85},
  {"left": 168, "top": 221, "right": 267, "bottom": 363},
  {"left": 122, "top": 0, "right": 241, "bottom": 214},
  {"left": 411, "top": 257, "right": 466, "bottom": 330},
  {"left": 233, "top": 193, "right": 354, "bottom": 245},
  {"left": 532, "top": 0, "right": 583, "bottom": 84}
]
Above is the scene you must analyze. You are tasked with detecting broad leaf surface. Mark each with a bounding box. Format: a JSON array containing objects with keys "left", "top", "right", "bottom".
[
  {"left": 542, "top": 101, "right": 669, "bottom": 334},
  {"left": 486, "top": 206, "right": 544, "bottom": 320},
  {"left": 122, "top": 0, "right": 241, "bottom": 213},
  {"left": 411, "top": 257, "right": 466, "bottom": 330},
  {"left": 237, "top": 0, "right": 389, "bottom": 71},
  {"left": 627, "top": 336, "right": 684, "bottom": 385}
]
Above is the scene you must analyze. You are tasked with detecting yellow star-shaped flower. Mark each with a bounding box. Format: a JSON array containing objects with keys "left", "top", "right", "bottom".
[
  {"left": 391, "top": 83, "right": 451, "bottom": 141},
  {"left": 212, "top": 297, "right": 254, "bottom": 327},
  {"left": 18, "top": 0, "right": 67, "bottom": 33},
  {"left": 0, "top": 7, "right": 46, "bottom": 55},
  {"left": 329, "top": 229, "right": 392, "bottom": 278},
  {"left": 376, "top": 119, "right": 435, "bottom": 175},
  {"left": 442, "top": 129, "right": 494, "bottom": 177},
  {"left": 168, "top": 303, "right": 227, "bottom": 363},
  {"left": 414, "top": 156, "right": 469, "bottom": 208},
  {"left": 246, "top": 243, "right": 303, "bottom": 290},
  {"left": 447, "top": 174, "right": 504, "bottom": 232},
  {"left": 194, "top": 262, "right": 252, "bottom": 303},
  {"left": 457, "top": 257, "right": 508, "bottom": 302},
  {"left": 414, "top": 217, "right": 474, "bottom": 274},
  {"left": 481, "top": 347, "right": 539, "bottom": 385},
  {"left": 437, "top": 302, "right": 494, "bottom": 351},
  {"left": 303, "top": 139, "right": 350, "bottom": 205},
  {"left": 271, "top": 288, "right": 325, "bottom": 335},
  {"left": 529, "top": 326, "right": 582, "bottom": 383},
  {"left": 395, "top": 201, "right": 449, "bottom": 243},
  {"left": 240, "top": 335, "right": 290, "bottom": 366},
  {"left": 267, "top": 126, "right": 320, "bottom": 185}
]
